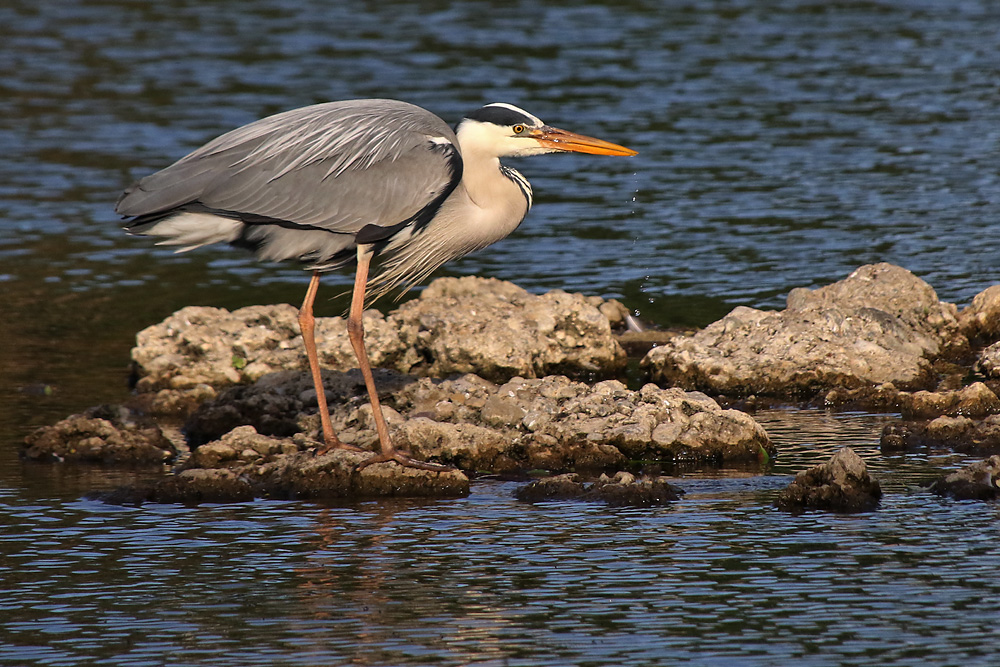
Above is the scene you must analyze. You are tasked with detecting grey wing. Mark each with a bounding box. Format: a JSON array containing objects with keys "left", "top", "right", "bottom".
[{"left": 117, "top": 99, "right": 463, "bottom": 266}]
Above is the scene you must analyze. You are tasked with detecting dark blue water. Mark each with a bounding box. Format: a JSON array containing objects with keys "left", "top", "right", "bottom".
[{"left": 3, "top": 1, "right": 1000, "bottom": 664}]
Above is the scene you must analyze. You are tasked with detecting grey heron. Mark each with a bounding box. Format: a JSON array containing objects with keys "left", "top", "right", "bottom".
[{"left": 117, "top": 99, "right": 636, "bottom": 471}]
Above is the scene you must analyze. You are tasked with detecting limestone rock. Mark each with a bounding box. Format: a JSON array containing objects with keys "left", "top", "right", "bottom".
[
  {"left": 775, "top": 447, "right": 882, "bottom": 512},
  {"left": 881, "top": 415, "right": 1000, "bottom": 456},
  {"left": 387, "top": 375, "right": 774, "bottom": 471},
  {"left": 928, "top": 455, "right": 1000, "bottom": 501},
  {"left": 515, "top": 471, "right": 684, "bottom": 506},
  {"left": 898, "top": 382, "right": 1000, "bottom": 420},
  {"left": 390, "top": 276, "right": 627, "bottom": 381},
  {"left": 130, "top": 278, "right": 627, "bottom": 402},
  {"left": 179, "top": 370, "right": 772, "bottom": 474},
  {"left": 22, "top": 405, "right": 176, "bottom": 465},
  {"left": 958, "top": 285, "right": 1000, "bottom": 345},
  {"left": 974, "top": 342, "right": 1000, "bottom": 379},
  {"left": 97, "top": 427, "right": 469, "bottom": 504},
  {"left": 644, "top": 264, "right": 963, "bottom": 398}
]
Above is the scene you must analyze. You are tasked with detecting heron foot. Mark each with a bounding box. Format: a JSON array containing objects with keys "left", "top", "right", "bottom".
[{"left": 356, "top": 450, "right": 456, "bottom": 473}]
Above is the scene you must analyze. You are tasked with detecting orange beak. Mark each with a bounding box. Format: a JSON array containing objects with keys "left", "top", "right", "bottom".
[{"left": 530, "top": 126, "right": 637, "bottom": 156}]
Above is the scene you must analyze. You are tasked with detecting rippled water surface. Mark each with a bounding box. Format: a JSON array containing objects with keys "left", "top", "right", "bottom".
[
  {"left": 3, "top": 0, "right": 1000, "bottom": 664},
  {"left": 3, "top": 412, "right": 999, "bottom": 667}
]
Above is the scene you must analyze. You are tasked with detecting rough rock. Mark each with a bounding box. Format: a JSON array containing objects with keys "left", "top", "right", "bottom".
[
  {"left": 97, "top": 468, "right": 256, "bottom": 504},
  {"left": 390, "top": 375, "right": 774, "bottom": 470},
  {"left": 974, "top": 342, "right": 1000, "bottom": 379},
  {"left": 22, "top": 405, "right": 176, "bottom": 465},
  {"left": 184, "top": 370, "right": 773, "bottom": 472},
  {"left": 644, "top": 264, "right": 964, "bottom": 398},
  {"left": 958, "top": 285, "right": 1000, "bottom": 345},
  {"left": 515, "top": 471, "right": 684, "bottom": 506},
  {"left": 130, "top": 277, "right": 628, "bottom": 408},
  {"left": 927, "top": 455, "right": 1000, "bottom": 501},
  {"left": 896, "top": 382, "right": 1000, "bottom": 420},
  {"left": 881, "top": 415, "right": 1000, "bottom": 456},
  {"left": 775, "top": 447, "right": 882, "bottom": 512},
  {"left": 97, "top": 429, "right": 470, "bottom": 504}
]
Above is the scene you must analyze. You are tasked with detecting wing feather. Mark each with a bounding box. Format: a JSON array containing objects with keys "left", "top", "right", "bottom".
[{"left": 116, "top": 99, "right": 462, "bottom": 238}]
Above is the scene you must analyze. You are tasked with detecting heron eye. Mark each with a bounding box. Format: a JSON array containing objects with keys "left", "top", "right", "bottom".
[{"left": 513, "top": 125, "right": 525, "bottom": 134}]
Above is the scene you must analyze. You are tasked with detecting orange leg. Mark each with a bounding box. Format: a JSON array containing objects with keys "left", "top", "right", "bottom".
[
  {"left": 348, "top": 250, "right": 453, "bottom": 472},
  {"left": 298, "top": 270, "right": 357, "bottom": 452}
]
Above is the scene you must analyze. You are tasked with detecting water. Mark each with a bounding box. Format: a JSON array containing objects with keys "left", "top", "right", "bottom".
[
  {"left": 3, "top": 412, "right": 998, "bottom": 666},
  {"left": 3, "top": 0, "right": 1000, "bottom": 664}
]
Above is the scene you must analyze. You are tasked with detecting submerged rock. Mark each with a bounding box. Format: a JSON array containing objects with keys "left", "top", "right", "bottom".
[
  {"left": 775, "top": 447, "right": 882, "bottom": 513},
  {"left": 927, "top": 455, "right": 1000, "bottom": 501},
  {"left": 515, "top": 471, "right": 684, "bottom": 506},
  {"left": 130, "top": 276, "right": 628, "bottom": 410},
  {"left": 22, "top": 405, "right": 176, "bottom": 465},
  {"left": 644, "top": 264, "right": 964, "bottom": 398}
]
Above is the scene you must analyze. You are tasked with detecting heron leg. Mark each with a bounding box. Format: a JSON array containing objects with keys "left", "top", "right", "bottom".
[
  {"left": 348, "top": 250, "right": 454, "bottom": 473},
  {"left": 298, "top": 270, "right": 358, "bottom": 453}
]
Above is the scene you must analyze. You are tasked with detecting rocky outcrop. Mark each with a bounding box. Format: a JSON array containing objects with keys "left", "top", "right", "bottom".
[
  {"left": 928, "top": 455, "right": 1000, "bottom": 501},
  {"left": 775, "top": 447, "right": 882, "bottom": 512},
  {"left": 958, "top": 285, "right": 1000, "bottom": 346},
  {"left": 975, "top": 343, "right": 1000, "bottom": 379},
  {"left": 130, "top": 277, "right": 629, "bottom": 415},
  {"left": 515, "top": 471, "right": 684, "bottom": 506},
  {"left": 96, "top": 427, "right": 469, "bottom": 504},
  {"left": 22, "top": 405, "right": 176, "bottom": 465},
  {"left": 183, "top": 371, "right": 774, "bottom": 473},
  {"left": 881, "top": 416, "right": 1000, "bottom": 456},
  {"left": 644, "top": 264, "right": 964, "bottom": 398}
]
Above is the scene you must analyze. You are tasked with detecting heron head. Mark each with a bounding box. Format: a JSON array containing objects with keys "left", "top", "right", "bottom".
[{"left": 457, "top": 102, "right": 636, "bottom": 159}]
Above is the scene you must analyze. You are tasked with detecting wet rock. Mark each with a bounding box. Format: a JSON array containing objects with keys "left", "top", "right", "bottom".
[
  {"left": 958, "top": 285, "right": 1000, "bottom": 345},
  {"left": 775, "top": 447, "right": 882, "bottom": 512},
  {"left": 251, "top": 449, "right": 469, "bottom": 500},
  {"left": 130, "top": 277, "right": 628, "bottom": 401},
  {"left": 974, "top": 342, "right": 1000, "bottom": 379},
  {"left": 928, "top": 455, "right": 1000, "bottom": 501},
  {"left": 22, "top": 405, "right": 176, "bottom": 465},
  {"left": 183, "top": 367, "right": 417, "bottom": 446},
  {"left": 97, "top": 468, "right": 256, "bottom": 505},
  {"left": 897, "top": 382, "right": 1000, "bottom": 420},
  {"left": 99, "top": 427, "right": 470, "bottom": 504},
  {"left": 880, "top": 415, "right": 1000, "bottom": 456},
  {"left": 515, "top": 471, "right": 684, "bottom": 506},
  {"left": 644, "top": 264, "right": 963, "bottom": 398}
]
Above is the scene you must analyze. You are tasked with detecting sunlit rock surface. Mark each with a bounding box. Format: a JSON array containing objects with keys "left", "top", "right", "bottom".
[
  {"left": 183, "top": 372, "right": 774, "bottom": 473},
  {"left": 130, "top": 276, "right": 628, "bottom": 410},
  {"left": 643, "top": 263, "right": 965, "bottom": 398},
  {"left": 958, "top": 285, "right": 1000, "bottom": 346}
]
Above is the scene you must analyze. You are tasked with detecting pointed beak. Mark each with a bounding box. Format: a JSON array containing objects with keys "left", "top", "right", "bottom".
[{"left": 530, "top": 125, "right": 637, "bottom": 156}]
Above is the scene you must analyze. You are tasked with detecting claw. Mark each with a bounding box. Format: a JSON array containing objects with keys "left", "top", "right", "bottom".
[
  {"left": 314, "top": 440, "right": 366, "bottom": 456},
  {"left": 355, "top": 450, "right": 456, "bottom": 473}
]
